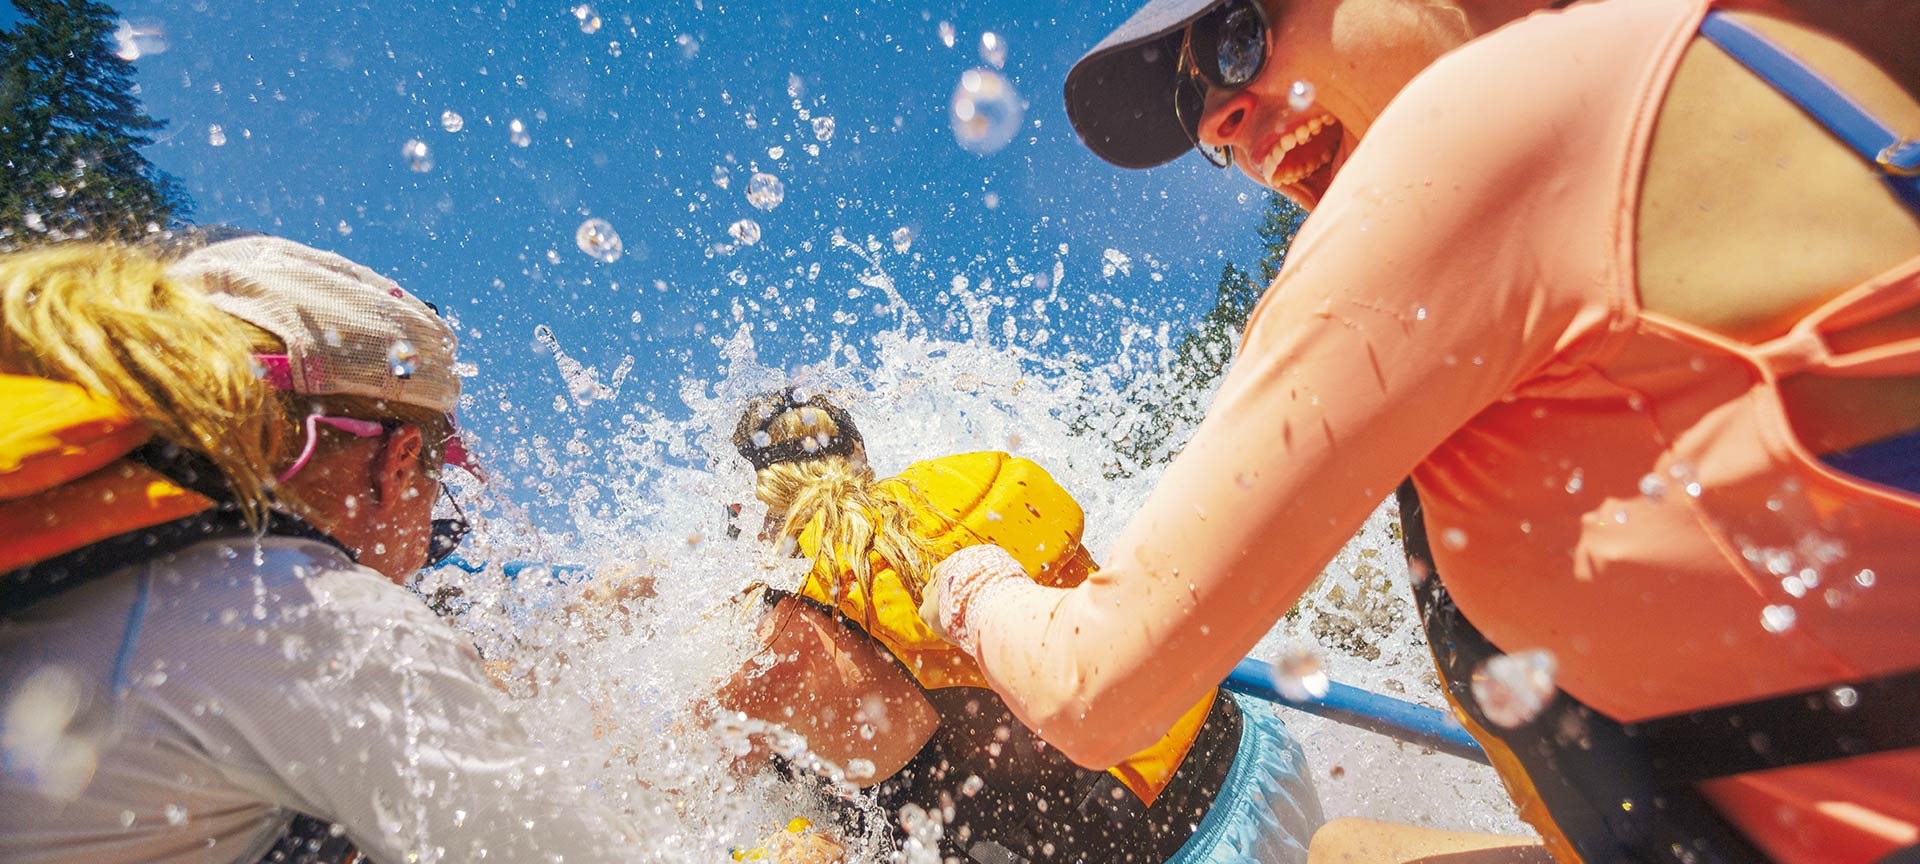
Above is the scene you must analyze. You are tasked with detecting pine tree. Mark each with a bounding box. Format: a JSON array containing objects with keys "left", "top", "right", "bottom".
[
  {"left": 1084, "top": 192, "right": 1307, "bottom": 476},
  {"left": 1, "top": 0, "right": 190, "bottom": 247},
  {"left": 1253, "top": 193, "right": 1308, "bottom": 284}
]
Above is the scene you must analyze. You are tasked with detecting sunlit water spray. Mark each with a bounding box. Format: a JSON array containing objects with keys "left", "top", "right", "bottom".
[{"left": 412, "top": 237, "right": 1532, "bottom": 859}]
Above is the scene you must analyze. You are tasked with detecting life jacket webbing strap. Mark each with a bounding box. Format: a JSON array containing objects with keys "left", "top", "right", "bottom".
[{"left": 1637, "top": 666, "right": 1920, "bottom": 785}]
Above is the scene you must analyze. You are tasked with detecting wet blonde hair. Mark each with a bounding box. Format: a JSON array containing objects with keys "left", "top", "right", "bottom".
[
  {"left": 750, "top": 403, "right": 951, "bottom": 616},
  {"left": 0, "top": 242, "right": 449, "bottom": 526}
]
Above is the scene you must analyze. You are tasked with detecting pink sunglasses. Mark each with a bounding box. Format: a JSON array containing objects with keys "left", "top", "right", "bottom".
[{"left": 257, "top": 354, "right": 483, "bottom": 484}]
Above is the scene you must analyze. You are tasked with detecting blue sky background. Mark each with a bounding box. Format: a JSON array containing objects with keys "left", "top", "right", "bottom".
[{"left": 63, "top": 0, "right": 1276, "bottom": 528}]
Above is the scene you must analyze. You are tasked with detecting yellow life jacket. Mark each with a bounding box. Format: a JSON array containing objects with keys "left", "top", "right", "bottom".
[
  {"left": 0, "top": 374, "right": 213, "bottom": 581},
  {"left": 795, "top": 451, "right": 1216, "bottom": 807}
]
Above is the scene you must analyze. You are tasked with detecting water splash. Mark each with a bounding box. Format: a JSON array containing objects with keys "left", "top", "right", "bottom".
[
  {"left": 1288, "top": 80, "right": 1317, "bottom": 113},
  {"left": 572, "top": 4, "right": 602, "bottom": 34},
  {"left": 745, "top": 173, "right": 785, "bottom": 211},
  {"left": 950, "top": 70, "right": 1022, "bottom": 156},
  {"left": 402, "top": 139, "right": 433, "bottom": 172},
  {"left": 387, "top": 339, "right": 419, "bottom": 378},
  {"left": 978, "top": 32, "right": 1006, "bottom": 69},
  {"left": 728, "top": 219, "right": 762, "bottom": 247},
  {"left": 1470, "top": 649, "right": 1557, "bottom": 728},
  {"left": 112, "top": 20, "right": 168, "bottom": 61},
  {"left": 575, "top": 218, "right": 624, "bottom": 263}
]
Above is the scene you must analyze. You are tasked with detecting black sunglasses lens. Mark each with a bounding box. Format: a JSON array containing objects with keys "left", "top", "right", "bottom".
[
  {"left": 1190, "top": 0, "right": 1267, "bottom": 90},
  {"left": 1214, "top": 4, "right": 1266, "bottom": 87},
  {"left": 427, "top": 517, "right": 470, "bottom": 566}
]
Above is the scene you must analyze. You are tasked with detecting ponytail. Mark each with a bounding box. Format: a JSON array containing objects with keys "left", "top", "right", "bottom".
[{"left": 0, "top": 243, "right": 287, "bottom": 525}]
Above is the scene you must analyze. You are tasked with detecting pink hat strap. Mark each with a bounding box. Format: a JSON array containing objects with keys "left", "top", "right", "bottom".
[{"left": 253, "top": 353, "right": 296, "bottom": 392}]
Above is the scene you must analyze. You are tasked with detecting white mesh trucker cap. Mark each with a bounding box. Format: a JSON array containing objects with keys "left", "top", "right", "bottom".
[{"left": 166, "top": 235, "right": 461, "bottom": 415}]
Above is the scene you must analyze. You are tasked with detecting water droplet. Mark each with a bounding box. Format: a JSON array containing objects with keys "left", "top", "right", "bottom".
[
  {"left": 978, "top": 31, "right": 1007, "bottom": 68},
  {"left": 1287, "top": 79, "right": 1317, "bottom": 113},
  {"left": 1829, "top": 686, "right": 1859, "bottom": 710},
  {"left": 847, "top": 758, "right": 876, "bottom": 779},
  {"left": 767, "top": 145, "right": 785, "bottom": 160},
  {"left": 439, "top": 110, "right": 464, "bottom": 133},
  {"left": 164, "top": 804, "right": 189, "bottom": 826},
  {"left": 1470, "top": 649, "right": 1558, "bottom": 728},
  {"left": 1564, "top": 469, "right": 1584, "bottom": 495},
  {"left": 712, "top": 165, "right": 730, "bottom": 189},
  {"left": 508, "top": 118, "right": 530, "bottom": 147},
  {"left": 208, "top": 124, "right": 227, "bottom": 147},
  {"left": 938, "top": 21, "right": 956, "bottom": 48},
  {"left": 571, "top": 3, "right": 601, "bottom": 34},
  {"left": 1760, "top": 604, "right": 1797, "bottom": 634},
  {"left": 322, "top": 326, "right": 343, "bottom": 348},
  {"left": 1440, "top": 527, "right": 1468, "bottom": 550},
  {"left": 1638, "top": 472, "right": 1667, "bottom": 501},
  {"left": 1855, "top": 568, "right": 1877, "bottom": 589},
  {"left": 960, "top": 774, "right": 984, "bottom": 797},
  {"left": 950, "top": 68, "right": 1023, "bottom": 156},
  {"left": 676, "top": 33, "right": 699, "bottom": 59},
  {"left": 891, "top": 226, "right": 913, "bottom": 254},
  {"left": 728, "top": 218, "right": 761, "bottom": 246},
  {"left": 118, "top": 809, "right": 136, "bottom": 828},
  {"left": 1412, "top": 304, "right": 1428, "bottom": 321},
  {"left": 575, "top": 218, "right": 623, "bottom": 262},
  {"left": 112, "top": 20, "right": 167, "bottom": 62},
  {"left": 401, "top": 139, "right": 432, "bottom": 172},
  {"left": 746, "top": 172, "right": 785, "bottom": 211},
  {"left": 1272, "top": 645, "right": 1330, "bottom": 701},
  {"left": 386, "top": 340, "right": 418, "bottom": 379},
  {"left": 811, "top": 116, "right": 836, "bottom": 142}
]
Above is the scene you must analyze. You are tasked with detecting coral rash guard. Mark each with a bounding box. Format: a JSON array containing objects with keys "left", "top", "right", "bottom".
[{"left": 962, "top": 1, "right": 1920, "bottom": 861}]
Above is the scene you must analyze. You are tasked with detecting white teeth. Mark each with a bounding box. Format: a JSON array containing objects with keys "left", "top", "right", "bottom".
[{"left": 1259, "top": 115, "right": 1338, "bottom": 187}]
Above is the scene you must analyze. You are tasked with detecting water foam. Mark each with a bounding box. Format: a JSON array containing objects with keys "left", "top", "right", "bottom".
[{"left": 422, "top": 243, "right": 1531, "bottom": 858}]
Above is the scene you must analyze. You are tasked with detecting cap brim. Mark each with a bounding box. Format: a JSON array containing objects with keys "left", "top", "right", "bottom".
[{"left": 1065, "top": 0, "right": 1224, "bottom": 169}]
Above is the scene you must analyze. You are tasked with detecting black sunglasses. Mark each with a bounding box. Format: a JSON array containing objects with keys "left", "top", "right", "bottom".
[
  {"left": 426, "top": 485, "right": 471, "bottom": 568},
  {"left": 1174, "top": 0, "right": 1271, "bottom": 168}
]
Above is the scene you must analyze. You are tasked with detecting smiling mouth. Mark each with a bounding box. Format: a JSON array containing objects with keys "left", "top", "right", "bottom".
[{"left": 1255, "top": 114, "right": 1342, "bottom": 192}]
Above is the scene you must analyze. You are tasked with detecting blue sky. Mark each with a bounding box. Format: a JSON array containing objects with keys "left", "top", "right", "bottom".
[{"left": 93, "top": 0, "right": 1273, "bottom": 526}]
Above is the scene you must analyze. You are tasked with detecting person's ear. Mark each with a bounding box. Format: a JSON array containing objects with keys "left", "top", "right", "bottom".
[{"left": 372, "top": 424, "right": 426, "bottom": 507}]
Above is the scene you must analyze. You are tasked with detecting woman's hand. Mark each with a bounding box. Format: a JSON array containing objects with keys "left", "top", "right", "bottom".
[{"left": 920, "top": 544, "right": 1030, "bottom": 657}]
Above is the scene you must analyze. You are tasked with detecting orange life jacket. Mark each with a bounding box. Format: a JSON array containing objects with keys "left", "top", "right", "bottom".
[{"left": 0, "top": 374, "right": 214, "bottom": 585}]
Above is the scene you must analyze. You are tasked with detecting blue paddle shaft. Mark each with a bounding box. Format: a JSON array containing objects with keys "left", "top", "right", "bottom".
[{"left": 1224, "top": 658, "right": 1489, "bottom": 765}]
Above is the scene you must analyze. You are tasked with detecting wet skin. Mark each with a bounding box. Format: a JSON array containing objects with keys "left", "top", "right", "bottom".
[{"left": 1195, "top": 0, "right": 1920, "bottom": 452}]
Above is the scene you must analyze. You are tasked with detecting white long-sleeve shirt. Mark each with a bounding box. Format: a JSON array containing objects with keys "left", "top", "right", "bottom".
[{"left": 0, "top": 536, "right": 635, "bottom": 864}]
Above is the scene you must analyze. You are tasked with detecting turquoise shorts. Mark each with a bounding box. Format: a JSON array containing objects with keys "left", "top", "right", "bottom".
[{"left": 1166, "top": 693, "right": 1324, "bottom": 864}]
